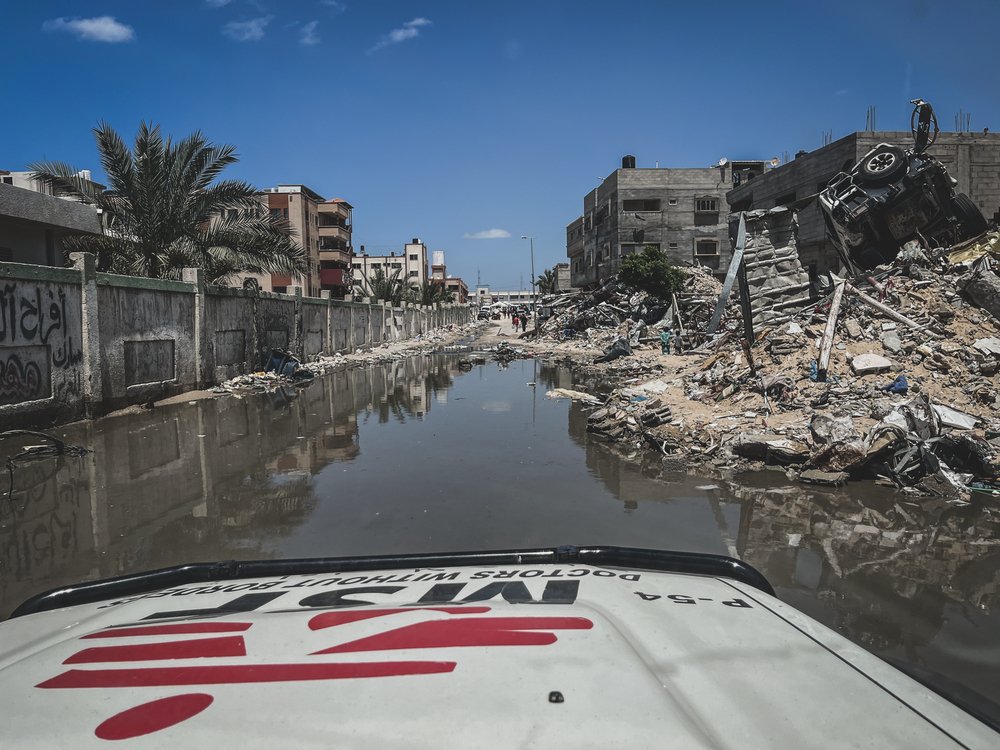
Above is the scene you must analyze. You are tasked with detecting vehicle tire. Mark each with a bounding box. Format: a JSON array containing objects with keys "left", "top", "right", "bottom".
[
  {"left": 856, "top": 145, "right": 908, "bottom": 187},
  {"left": 952, "top": 193, "right": 988, "bottom": 238}
]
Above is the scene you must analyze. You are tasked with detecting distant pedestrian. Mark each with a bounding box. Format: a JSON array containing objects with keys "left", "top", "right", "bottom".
[
  {"left": 521, "top": 315, "right": 527, "bottom": 332},
  {"left": 512, "top": 314, "right": 520, "bottom": 330}
]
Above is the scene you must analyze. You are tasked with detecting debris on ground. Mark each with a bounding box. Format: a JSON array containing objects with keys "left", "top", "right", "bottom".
[
  {"left": 554, "top": 224, "right": 1000, "bottom": 500},
  {"left": 214, "top": 321, "right": 483, "bottom": 395}
]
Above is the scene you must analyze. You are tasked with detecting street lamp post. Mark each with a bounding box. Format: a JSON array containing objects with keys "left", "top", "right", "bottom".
[{"left": 520, "top": 235, "right": 537, "bottom": 335}]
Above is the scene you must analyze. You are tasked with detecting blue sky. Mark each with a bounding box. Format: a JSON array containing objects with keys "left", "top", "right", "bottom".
[{"left": 4, "top": 1, "right": 999, "bottom": 290}]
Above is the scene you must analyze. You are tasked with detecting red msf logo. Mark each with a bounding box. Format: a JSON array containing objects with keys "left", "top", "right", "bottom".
[{"left": 37, "top": 607, "right": 593, "bottom": 741}]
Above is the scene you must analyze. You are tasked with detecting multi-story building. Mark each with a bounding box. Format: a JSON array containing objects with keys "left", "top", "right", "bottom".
[
  {"left": 259, "top": 184, "right": 323, "bottom": 295},
  {"left": 252, "top": 185, "right": 353, "bottom": 298},
  {"left": 567, "top": 155, "right": 768, "bottom": 288},
  {"left": 317, "top": 198, "right": 353, "bottom": 299},
  {"left": 351, "top": 238, "right": 428, "bottom": 298},
  {"left": 443, "top": 277, "right": 469, "bottom": 303},
  {"left": 428, "top": 250, "right": 468, "bottom": 303},
  {"left": 725, "top": 130, "right": 1000, "bottom": 275},
  {"left": 1, "top": 170, "right": 104, "bottom": 264}
]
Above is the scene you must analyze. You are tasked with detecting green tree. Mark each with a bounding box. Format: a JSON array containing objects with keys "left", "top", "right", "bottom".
[
  {"left": 618, "top": 245, "right": 684, "bottom": 299},
  {"left": 29, "top": 121, "right": 306, "bottom": 283},
  {"left": 406, "top": 280, "right": 454, "bottom": 305},
  {"left": 536, "top": 268, "right": 557, "bottom": 294},
  {"left": 358, "top": 266, "right": 408, "bottom": 305}
]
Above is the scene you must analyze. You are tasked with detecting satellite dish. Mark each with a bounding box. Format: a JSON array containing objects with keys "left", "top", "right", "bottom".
[{"left": 717, "top": 157, "right": 729, "bottom": 167}]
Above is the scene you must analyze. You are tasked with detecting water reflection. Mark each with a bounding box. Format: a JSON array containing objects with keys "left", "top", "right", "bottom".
[
  {"left": 1, "top": 355, "right": 998, "bottom": 716},
  {"left": 0, "top": 356, "right": 462, "bottom": 616}
]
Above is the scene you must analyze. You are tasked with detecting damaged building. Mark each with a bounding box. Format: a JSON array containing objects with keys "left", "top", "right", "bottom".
[
  {"left": 566, "top": 155, "right": 769, "bottom": 288},
  {"left": 726, "top": 130, "right": 1000, "bottom": 275}
]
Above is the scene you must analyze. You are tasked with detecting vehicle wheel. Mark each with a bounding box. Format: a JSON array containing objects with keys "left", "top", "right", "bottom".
[
  {"left": 952, "top": 193, "right": 988, "bottom": 238},
  {"left": 856, "top": 145, "right": 908, "bottom": 187}
]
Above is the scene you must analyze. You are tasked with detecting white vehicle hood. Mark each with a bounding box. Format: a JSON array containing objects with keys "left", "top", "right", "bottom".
[{"left": 0, "top": 563, "right": 994, "bottom": 748}]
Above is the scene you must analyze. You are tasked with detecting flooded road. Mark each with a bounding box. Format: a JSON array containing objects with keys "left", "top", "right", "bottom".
[{"left": 2, "top": 354, "right": 999, "bottom": 719}]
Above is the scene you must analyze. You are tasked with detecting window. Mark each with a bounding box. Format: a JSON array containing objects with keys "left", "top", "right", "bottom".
[
  {"left": 695, "top": 240, "right": 719, "bottom": 256},
  {"left": 695, "top": 197, "right": 719, "bottom": 213},
  {"left": 409, "top": 270, "right": 418, "bottom": 277},
  {"left": 0, "top": 176, "right": 11, "bottom": 185},
  {"left": 668, "top": 242, "right": 678, "bottom": 250},
  {"left": 774, "top": 192, "right": 796, "bottom": 207},
  {"left": 668, "top": 198, "right": 678, "bottom": 206},
  {"left": 269, "top": 208, "right": 282, "bottom": 222},
  {"left": 619, "top": 244, "right": 640, "bottom": 257},
  {"left": 391, "top": 262, "right": 402, "bottom": 269},
  {"left": 409, "top": 254, "right": 418, "bottom": 261},
  {"left": 352, "top": 263, "right": 361, "bottom": 269},
  {"left": 622, "top": 199, "right": 661, "bottom": 212}
]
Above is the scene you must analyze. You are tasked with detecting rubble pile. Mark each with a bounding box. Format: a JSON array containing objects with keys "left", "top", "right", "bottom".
[
  {"left": 214, "top": 321, "right": 483, "bottom": 395},
  {"left": 533, "top": 266, "right": 726, "bottom": 356},
  {"left": 568, "top": 229, "right": 1000, "bottom": 499}
]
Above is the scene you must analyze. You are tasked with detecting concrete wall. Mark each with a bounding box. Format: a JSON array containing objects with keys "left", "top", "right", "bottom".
[{"left": 0, "top": 255, "right": 471, "bottom": 428}]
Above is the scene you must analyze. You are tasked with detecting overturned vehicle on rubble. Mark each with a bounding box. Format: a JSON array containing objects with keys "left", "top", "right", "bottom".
[{"left": 819, "top": 100, "right": 989, "bottom": 271}]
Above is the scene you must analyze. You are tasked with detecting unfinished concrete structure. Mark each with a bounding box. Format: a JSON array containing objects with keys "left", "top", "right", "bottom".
[
  {"left": 726, "top": 131, "right": 1000, "bottom": 275},
  {"left": 566, "top": 155, "right": 768, "bottom": 288}
]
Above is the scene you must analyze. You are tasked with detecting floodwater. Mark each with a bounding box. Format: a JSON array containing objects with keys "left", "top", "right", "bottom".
[{"left": 2, "top": 354, "right": 999, "bottom": 722}]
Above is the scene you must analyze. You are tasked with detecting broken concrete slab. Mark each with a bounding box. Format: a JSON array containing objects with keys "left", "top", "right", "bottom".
[
  {"left": 844, "top": 319, "right": 863, "bottom": 339},
  {"left": 972, "top": 337, "right": 1000, "bottom": 357},
  {"left": 880, "top": 330, "right": 902, "bottom": 354},
  {"left": 850, "top": 352, "right": 893, "bottom": 375},
  {"left": 733, "top": 434, "right": 810, "bottom": 465},
  {"left": 810, "top": 414, "right": 857, "bottom": 445},
  {"left": 799, "top": 469, "right": 850, "bottom": 487},
  {"left": 959, "top": 269, "right": 1000, "bottom": 322}
]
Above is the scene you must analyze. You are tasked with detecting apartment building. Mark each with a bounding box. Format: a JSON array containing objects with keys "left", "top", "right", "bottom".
[
  {"left": 259, "top": 184, "right": 323, "bottom": 295},
  {"left": 253, "top": 185, "right": 354, "bottom": 298},
  {"left": 726, "top": 130, "right": 1000, "bottom": 274},
  {"left": 351, "top": 238, "right": 428, "bottom": 297},
  {"left": 566, "top": 155, "right": 768, "bottom": 288},
  {"left": 317, "top": 198, "right": 353, "bottom": 299}
]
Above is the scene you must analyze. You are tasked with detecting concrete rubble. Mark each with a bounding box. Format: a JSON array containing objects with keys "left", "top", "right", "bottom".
[
  {"left": 213, "top": 321, "right": 483, "bottom": 396},
  {"left": 542, "top": 226, "right": 1000, "bottom": 500}
]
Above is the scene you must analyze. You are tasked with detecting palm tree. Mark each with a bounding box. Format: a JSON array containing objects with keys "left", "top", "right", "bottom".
[
  {"left": 536, "top": 268, "right": 557, "bottom": 294},
  {"left": 358, "top": 266, "right": 408, "bottom": 305},
  {"left": 29, "top": 121, "right": 306, "bottom": 283},
  {"left": 406, "top": 280, "right": 454, "bottom": 305}
]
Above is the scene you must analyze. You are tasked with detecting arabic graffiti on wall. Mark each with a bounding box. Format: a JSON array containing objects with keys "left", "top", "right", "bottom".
[{"left": 0, "top": 282, "right": 83, "bottom": 405}]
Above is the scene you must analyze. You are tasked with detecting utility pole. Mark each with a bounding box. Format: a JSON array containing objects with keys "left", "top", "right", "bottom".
[{"left": 521, "top": 235, "right": 537, "bottom": 336}]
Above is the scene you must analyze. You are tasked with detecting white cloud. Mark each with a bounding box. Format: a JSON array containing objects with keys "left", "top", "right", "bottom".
[
  {"left": 464, "top": 229, "right": 511, "bottom": 240},
  {"left": 223, "top": 16, "right": 272, "bottom": 41},
  {"left": 43, "top": 16, "right": 135, "bottom": 43},
  {"left": 205, "top": 0, "right": 234, "bottom": 7},
  {"left": 321, "top": 0, "right": 346, "bottom": 13},
  {"left": 300, "top": 20, "right": 320, "bottom": 45},
  {"left": 369, "top": 17, "right": 431, "bottom": 53}
]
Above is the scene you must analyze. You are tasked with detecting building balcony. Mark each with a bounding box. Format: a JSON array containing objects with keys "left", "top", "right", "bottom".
[
  {"left": 319, "top": 248, "right": 352, "bottom": 265},
  {"left": 317, "top": 224, "right": 351, "bottom": 242}
]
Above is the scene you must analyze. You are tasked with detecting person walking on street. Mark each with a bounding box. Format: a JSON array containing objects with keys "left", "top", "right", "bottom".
[
  {"left": 512, "top": 314, "right": 520, "bottom": 331},
  {"left": 521, "top": 315, "right": 527, "bottom": 333}
]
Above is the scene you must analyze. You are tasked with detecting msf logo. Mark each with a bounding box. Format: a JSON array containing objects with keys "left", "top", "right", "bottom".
[{"left": 38, "top": 588, "right": 593, "bottom": 741}]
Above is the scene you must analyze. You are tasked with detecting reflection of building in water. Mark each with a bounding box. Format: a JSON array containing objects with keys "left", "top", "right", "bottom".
[{"left": 0, "top": 354, "right": 472, "bottom": 616}]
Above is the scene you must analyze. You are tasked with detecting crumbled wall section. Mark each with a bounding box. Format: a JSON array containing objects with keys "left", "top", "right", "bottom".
[
  {"left": 0, "top": 254, "right": 471, "bottom": 428},
  {"left": 732, "top": 208, "right": 813, "bottom": 327}
]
